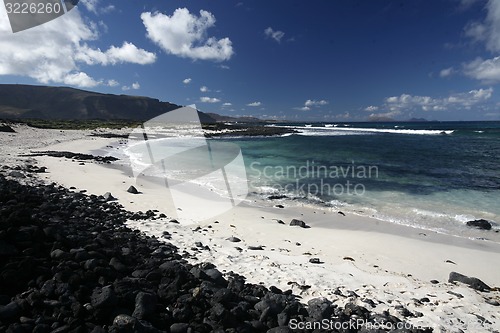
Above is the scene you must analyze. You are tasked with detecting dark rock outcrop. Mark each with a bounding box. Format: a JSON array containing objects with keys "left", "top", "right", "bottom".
[
  {"left": 448, "top": 272, "right": 491, "bottom": 292},
  {"left": 0, "top": 124, "right": 15, "bottom": 133},
  {"left": 466, "top": 219, "right": 492, "bottom": 230},
  {"left": 289, "top": 219, "right": 309, "bottom": 228},
  {"left": 127, "top": 185, "right": 140, "bottom": 194}
]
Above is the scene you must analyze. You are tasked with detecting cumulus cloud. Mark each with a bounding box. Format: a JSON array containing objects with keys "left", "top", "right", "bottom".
[
  {"left": 464, "top": 0, "right": 500, "bottom": 52},
  {"left": 364, "top": 105, "right": 379, "bottom": 112},
  {"left": 384, "top": 88, "right": 493, "bottom": 112},
  {"left": 305, "top": 99, "right": 329, "bottom": 107},
  {"left": 368, "top": 110, "right": 401, "bottom": 120},
  {"left": 247, "top": 101, "right": 262, "bottom": 107},
  {"left": 455, "top": 1, "right": 500, "bottom": 82},
  {"left": 141, "top": 8, "right": 234, "bottom": 62},
  {"left": 295, "top": 99, "right": 328, "bottom": 110},
  {"left": 0, "top": 6, "right": 156, "bottom": 88},
  {"left": 76, "top": 42, "right": 156, "bottom": 65},
  {"left": 463, "top": 56, "right": 500, "bottom": 82},
  {"left": 264, "top": 27, "right": 285, "bottom": 43},
  {"left": 64, "top": 72, "right": 100, "bottom": 87},
  {"left": 107, "top": 79, "right": 119, "bottom": 87},
  {"left": 122, "top": 82, "right": 141, "bottom": 91},
  {"left": 200, "top": 86, "right": 209, "bottom": 92},
  {"left": 183, "top": 78, "right": 192, "bottom": 84},
  {"left": 200, "top": 96, "right": 220, "bottom": 103},
  {"left": 222, "top": 102, "right": 232, "bottom": 106}
]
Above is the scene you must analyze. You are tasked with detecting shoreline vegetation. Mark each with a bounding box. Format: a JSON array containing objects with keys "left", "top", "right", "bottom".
[{"left": 1, "top": 122, "right": 500, "bottom": 332}]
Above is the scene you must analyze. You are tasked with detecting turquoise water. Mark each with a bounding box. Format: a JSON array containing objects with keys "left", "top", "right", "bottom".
[{"left": 222, "top": 121, "right": 500, "bottom": 239}]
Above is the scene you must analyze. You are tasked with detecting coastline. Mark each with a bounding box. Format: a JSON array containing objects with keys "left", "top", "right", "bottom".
[{"left": 2, "top": 124, "right": 500, "bottom": 332}]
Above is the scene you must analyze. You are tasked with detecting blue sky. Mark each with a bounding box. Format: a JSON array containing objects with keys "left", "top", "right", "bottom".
[{"left": 1, "top": 0, "right": 500, "bottom": 121}]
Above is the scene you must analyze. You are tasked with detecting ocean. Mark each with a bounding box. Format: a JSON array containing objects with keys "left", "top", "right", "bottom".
[
  {"left": 119, "top": 121, "right": 500, "bottom": 242},
  {"left": 224, "top": 121, "right": 500, "bottom": 240}
]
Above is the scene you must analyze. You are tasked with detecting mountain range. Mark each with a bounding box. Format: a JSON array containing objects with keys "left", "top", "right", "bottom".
[{"left": 0, "top": 84, "right": 217, "bottom": 122}]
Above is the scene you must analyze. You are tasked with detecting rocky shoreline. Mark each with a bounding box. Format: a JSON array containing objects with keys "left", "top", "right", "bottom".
[{"left": 0, "top": 166, "right": 431, "bottom": 332}]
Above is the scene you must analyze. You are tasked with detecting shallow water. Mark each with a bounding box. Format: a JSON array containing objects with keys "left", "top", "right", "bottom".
[
  {"left": 113, "top": 121, "right": 500, "bottom": 241},
  {"left": 228, "top": 121, "right": 500, "bottom": 240}
]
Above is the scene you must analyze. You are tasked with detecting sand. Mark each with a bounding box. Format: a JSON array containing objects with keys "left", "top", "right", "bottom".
[{"left": 1, "top": 124, "right": 499, "bottom": 332}]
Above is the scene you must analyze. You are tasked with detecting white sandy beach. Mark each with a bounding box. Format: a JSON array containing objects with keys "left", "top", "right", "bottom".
[{"left": 1, "top": 124, "right": 500, "bottom": 332}]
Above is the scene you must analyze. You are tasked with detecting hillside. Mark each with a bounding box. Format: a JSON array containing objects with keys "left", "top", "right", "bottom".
[
  {"left": 204, "top": 113, "right": 262, "bottom": 123},
  {"left": 0, "top": 84, "right": 215, "bottom": 123}
]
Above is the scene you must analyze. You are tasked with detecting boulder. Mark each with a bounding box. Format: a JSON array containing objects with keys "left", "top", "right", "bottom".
[
  {"left": 127, "top": 185, "right": 139, "bottom": 194},
  {"left": 289, "top": 219, "right": 309, "bottom": 228},
  {"left": 466, "top": 219, "right": 492, "bottom": 230},
  {"left": 102, "top": 192, "right": 116, "bottom": 202},
  {"left": 448, "top": 271, "right": 491, "bottom": 292},
  {"left": 0, "top": 124, "right": 15, "bottom": 133}
]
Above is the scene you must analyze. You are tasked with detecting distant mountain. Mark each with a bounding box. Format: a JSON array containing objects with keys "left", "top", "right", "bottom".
[
  {"left": 204, "top": 113, "right": 263, "bottom": 123},
  {"left": 368, "top": 115, "right": 396, "bottom": 122},
  {"left": 0, "top": 84, "right": 216, "bottom": 123},
  {"left": 407, "top": 118, "right": 429, "bottom": 122}
]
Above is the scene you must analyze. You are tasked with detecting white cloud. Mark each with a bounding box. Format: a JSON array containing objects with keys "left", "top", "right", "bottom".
[
  {"left": 368, "top": 110, "right": 401, "bottom": 120},
  {"left": 384, "top": 88, "right": 493, "bottom": 112},
  {"left": 364, "top": 105, "right": 379, "bottom": 112},
  {"left": 76, "top": 42, "right": 156, "bottom": 65},
  {"left": 200, "top": 86, "right": 209, "bottom": 92},
  {"left": 264, "top": 27, "right": 285, "bottom": 43},
  {"left": 183, "top": 78, "right": 192, "bottom": 84},
  {"left": 439, "top": 67, "right": 455, "bottom": 78},
  {"left": 247, "top": 101, "right": 261, "bottom": 107},
  {"left": 218, "top": 64, "right": 230, "bottom": 70},
  {"left": 0, "top": 6, "right": 156, "bottom": 88},
  {"left": 107, "top": 79, "right": 119, "bottom": 87},
  {"left": 141, "top": 8, "right": 234, "bottom": 62},
  {"left": 64, "top": 72, "right": 100, "bottom": 87},
  {"left": 464, "top": 0, "right": 500, "bottom": 52},
  {"left": 200, "top": 96, "right": 220, "bottom": 103},
  {"left": 294, "top": 99, "right": 328, "bottom": 111},
  {"left": 222, "top": 102, "right": 232, "bottom": 106},
  {"left": 458, "top": 1, "right": 500, "bottom": 83},
  {"left": 122, "top": 82, "right": 141, "bottom": 91},
  {"left": 305, "top": 99, "right": 329, "bottom": 107},
  {"left": 463, "top": 56, "right": 500, "bottom": 82}
]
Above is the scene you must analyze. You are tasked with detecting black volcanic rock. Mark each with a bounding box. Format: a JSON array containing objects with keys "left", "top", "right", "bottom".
[
  {"left": 289, "top": 219, "right": 309, "bottom": 228},
  {"left": 466, "top": 219, "right": 492, "bottom": 230},
  {"left": 0, "top": 124, "right": 15, "bottom": 132},
  {"left": 448, "top": 272, "right": 491, "bottom": 292},
  {"left": 127, "top": 185, "right": 140, "bottom": 194}
]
